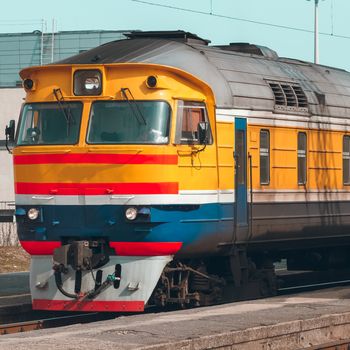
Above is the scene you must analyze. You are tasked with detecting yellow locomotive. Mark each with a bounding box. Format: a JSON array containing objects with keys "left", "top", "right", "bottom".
[{"left": 5, "top": 31, "right": 350, "bottom": 311}]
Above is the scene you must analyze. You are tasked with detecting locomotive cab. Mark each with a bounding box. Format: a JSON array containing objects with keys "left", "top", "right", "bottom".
[{"left": 12, "top": 62, "right": 224, "bottom": 311}]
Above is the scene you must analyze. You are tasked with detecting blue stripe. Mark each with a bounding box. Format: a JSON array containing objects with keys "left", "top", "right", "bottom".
[{"left": 17, "top": 203, "right": 235, "bottom": 250}]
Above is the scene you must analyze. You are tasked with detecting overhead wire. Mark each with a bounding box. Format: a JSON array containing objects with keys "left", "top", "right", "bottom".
[{"left": 131, "top": 0, "right": 350, "bottom": 41}]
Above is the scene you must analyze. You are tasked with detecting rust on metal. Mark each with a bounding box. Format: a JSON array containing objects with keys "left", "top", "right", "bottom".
[
  {"left": 306, "top": 339, "right": 350, "bottom": 350},
  {"left": 0, "top": 320, "right": 43, "bottom": 335},
  {"left": 0, "top": 312, "right": 116, "bottom": 336}
]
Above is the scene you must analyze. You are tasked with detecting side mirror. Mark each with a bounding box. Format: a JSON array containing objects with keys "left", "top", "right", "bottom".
[
  {"left": 5, "top": 120, "right": 15, "bottom": 143},
  {"left": 197, "top": 121, "right": 209, "bottom": 144}
]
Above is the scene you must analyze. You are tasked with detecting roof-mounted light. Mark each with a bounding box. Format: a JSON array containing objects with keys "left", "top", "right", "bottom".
[
  {"left": 146, "top": 75, "right": 158, "bottom": 88},
  {"left": 74, "top": 70, "right": 102, "bottom": 96},
  {"left": 23, "top": 78, "right": 35, "bottom": 91}
]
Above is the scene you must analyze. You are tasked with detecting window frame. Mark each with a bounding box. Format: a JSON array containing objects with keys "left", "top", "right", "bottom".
[
  {"left": 260, "top": 129, "right": 270, "bottom": 185},
  {"left": 16, "top": 101, "right": 83, "bottom": 146},
  {"left": 73, "top": 69, "right": 103, "bottom": 96},
  {"left": 86, "top": 99, "right": 172, "bottom": 145},
  {"left": 343, "top": 135, "right": 350, "bottom": 185},
  {"left": 175, "top": 100, "right": 213, "bottom": 145},
  {"left": 297, "top": 132, "right": 307, "bottom": 185}
]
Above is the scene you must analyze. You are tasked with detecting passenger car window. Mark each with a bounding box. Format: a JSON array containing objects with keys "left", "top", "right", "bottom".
[
  {"left": 343, "top": 136, "right": 350, "bottom": 185},
  {"left": 260, "top": 130, "right": 270, "bottom": 185},
  {"left": 298, "top": 132, "right": 307, "bottom": 185}
]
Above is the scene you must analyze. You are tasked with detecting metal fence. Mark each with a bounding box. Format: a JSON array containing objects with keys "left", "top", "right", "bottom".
[{"left": 0, "top": 201, "right": 17, "bottom": 246}]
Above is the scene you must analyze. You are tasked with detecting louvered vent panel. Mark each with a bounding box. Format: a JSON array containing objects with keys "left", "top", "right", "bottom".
[
  {"left": 281, "top": 84, "right": 297, "bottom": 107},
  {"left": 268, "top": 81, "right": 308, "bottom": 112},
  {"left": 292, "top": 85, "right": 308, "bottom": 108},
  {"left": 269, "top": 83, "right": 285, "bottom": 105}
]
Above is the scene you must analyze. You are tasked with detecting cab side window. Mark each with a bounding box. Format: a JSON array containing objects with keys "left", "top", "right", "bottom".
[{"left": 175, "top": 101, "right": 212, "bottom": 144}]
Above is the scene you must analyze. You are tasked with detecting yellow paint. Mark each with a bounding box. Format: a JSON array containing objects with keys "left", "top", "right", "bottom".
[
  {"left": 216, "top": 122, "right": 234, "bottom": 190},
  {"left": 16, "top": 62, "right": 350, "bottom": 196},
  {"left": 15, "top": 63, "right": 218, "bottom": 192},
  {"left": 245, "top": 125, "right": 346, "bottom": 191}
]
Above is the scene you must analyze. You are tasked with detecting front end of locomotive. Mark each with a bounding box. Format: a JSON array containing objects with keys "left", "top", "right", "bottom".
[{"left": 11, "top": 62, "right": 217, "bottom": 312}]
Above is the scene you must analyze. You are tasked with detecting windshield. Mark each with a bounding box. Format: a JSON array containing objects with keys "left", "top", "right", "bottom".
[
  {"left": 87, "top": 101, "right": 170, "bottom": 144},
  {"left": 17, "top": 102, "right": 83, "bottom": 145}
]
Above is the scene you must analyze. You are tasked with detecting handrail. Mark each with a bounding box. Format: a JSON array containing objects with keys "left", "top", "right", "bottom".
[{"left": 248, "top": 153, "right": 253, "bottom": 241}]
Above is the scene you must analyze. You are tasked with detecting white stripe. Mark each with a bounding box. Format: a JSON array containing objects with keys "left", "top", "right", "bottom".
[
  {"left": 254, "top": 189, "right": 350, "bottom": 193},
  {"left": 15, "top": 189, "right": 350, "bottom": 206},
  {"left": 15, "top": 190, "right": 235, "bottom": 206},
  {"left": 216, "top": 109, "right": 350, "bottom": 132},
  {"left": 253, "top": 190, "right": 350, "bottom": 203},
  {"left": 216, "top": 114, "right": 234, "bottom": 123}
]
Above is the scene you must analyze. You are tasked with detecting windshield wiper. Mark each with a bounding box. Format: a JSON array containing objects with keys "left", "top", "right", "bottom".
[
  {"left": 120, "top": 88, "right": 147, "bottom": 125},
  {"left": 53, "top": 88, "right": 75, "bottom": 135}
]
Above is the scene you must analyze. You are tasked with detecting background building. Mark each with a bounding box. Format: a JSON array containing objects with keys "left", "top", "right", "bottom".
[
  {"left": 0, "top": 30, "right": 128, "bottom": 87},
  {"left": 0, "top": 29, "right": 129, "bottom": 202}
]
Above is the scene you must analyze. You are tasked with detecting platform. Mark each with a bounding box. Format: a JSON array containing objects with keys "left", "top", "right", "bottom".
[
  {"left": 0, "top": 272, "right": 29, "bottom": 297},
  {"left": 2, "top": 286, "right": 350, "bottom": 349}
]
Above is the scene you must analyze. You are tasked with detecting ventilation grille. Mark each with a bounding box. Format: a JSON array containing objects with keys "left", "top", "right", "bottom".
[{"left": 268, "top": 82, "right": 308, "bottom": 112}]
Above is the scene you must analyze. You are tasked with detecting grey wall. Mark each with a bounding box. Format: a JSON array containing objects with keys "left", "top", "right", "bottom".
[
  {"left": 0, "top": 30, "right": 128, "bottom": 87},
  {"left": 0, "top": 88, "right": 25, "bottom": 202}
]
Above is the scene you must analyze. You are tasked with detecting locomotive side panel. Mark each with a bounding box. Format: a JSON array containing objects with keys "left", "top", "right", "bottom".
[{"left": 236, "top": 114, "right": 350, "bottom": 250}]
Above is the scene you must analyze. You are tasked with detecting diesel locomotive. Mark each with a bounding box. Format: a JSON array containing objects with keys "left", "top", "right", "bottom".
[{"left": 6, "top": 31, "right": 350, "bottom": 312}]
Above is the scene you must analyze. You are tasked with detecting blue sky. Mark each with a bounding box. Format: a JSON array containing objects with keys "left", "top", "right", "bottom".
[{"left": 1, "top": 0, "right": 350, "bottom": 70}]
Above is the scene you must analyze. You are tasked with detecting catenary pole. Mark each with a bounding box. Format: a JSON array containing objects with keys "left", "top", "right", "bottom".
[
  {"left": 314, "top": 0, "right": 319, "bottom": 64},
  {"left": 307, "top": 0, "right": 322, "bottom": 64}
]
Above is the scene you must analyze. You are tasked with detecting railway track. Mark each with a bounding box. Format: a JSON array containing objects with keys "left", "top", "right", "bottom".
[
  {"left": 276, "top": 268, "right": 350, "bottom": 294},
  {"left": 2, "top": 269, "right": 350, "bottom": 336},
  {"left": 0, "top": 311, "right": 116, "bottom": 335},
  {"left": 278, "top": 276, "right": 350, "bottom": 294},
  {"left": 304, "top": 338, "right": 350, "bottom": 350}
]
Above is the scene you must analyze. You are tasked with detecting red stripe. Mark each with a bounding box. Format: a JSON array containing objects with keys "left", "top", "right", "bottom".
[
  {"left": 14, "top": 153, "right": 178, "bottom": 165},
  {"left": 20, "top": 241, "right": 182, "bottom": 256},
  {"left": 33, "top": 299, "right": 144, "bottom": 312},
  {"left": 110, "top": 242, "right": 182, "bottom": 256},
  {"left": 15, "top": 182, "right": 179, "bottom": 195},
  {"left": 21, "top": 241, "right": 61, "bottom": 255}
]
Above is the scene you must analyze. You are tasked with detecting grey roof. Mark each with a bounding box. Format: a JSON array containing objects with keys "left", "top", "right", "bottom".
[{"left": 57, "top": 33, "right": 350, "bottom": 118}]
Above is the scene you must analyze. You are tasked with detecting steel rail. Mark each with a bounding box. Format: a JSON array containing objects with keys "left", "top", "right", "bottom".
[
  {"left": 3, "top": 272, "right": 350, "bottom": 336},
  {"left": 300, "top": 338, "right": 350, "bottom": 350},
  {"left": 278, "top": 278, "right": 350, "bottom": 295},
  {"left": 0, "top": 312, "right": 115, "bottom": 335}
]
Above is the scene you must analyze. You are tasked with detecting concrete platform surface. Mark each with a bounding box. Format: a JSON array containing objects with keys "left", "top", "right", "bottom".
[
  {"left": 0, "top": 272, "right": 29, "bottom": 296},
  {"left": 2, "top": 287, "right": 350, "bottom": 349}
]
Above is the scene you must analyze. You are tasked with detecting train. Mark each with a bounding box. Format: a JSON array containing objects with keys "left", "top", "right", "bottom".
[{"left": 5, "top": 30, "right": 350, "bottom": 312}]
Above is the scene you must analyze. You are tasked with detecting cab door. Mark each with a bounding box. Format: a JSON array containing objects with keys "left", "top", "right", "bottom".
[{"left": 234, "top": 118, "right": 248, "bottom": 242}]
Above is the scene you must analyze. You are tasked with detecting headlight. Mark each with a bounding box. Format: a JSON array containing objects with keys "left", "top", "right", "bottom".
[
  {"left": 73, "top": 69, "right": 102, "bottom": 96},
  {"left": 125, "top": 207, "right": 138, "bottom": 221},
  {"left": 23, "top": 78, "right": 35, "bottom": 91},
  {"left": 84, "top": 77, "right": 100, "bottom": 90},
  {"left": 146, "top": 75, "right": 157, "bottom": 88},
  {"left": 27, "top": 208, "right": 39, "bottom": 220}
]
